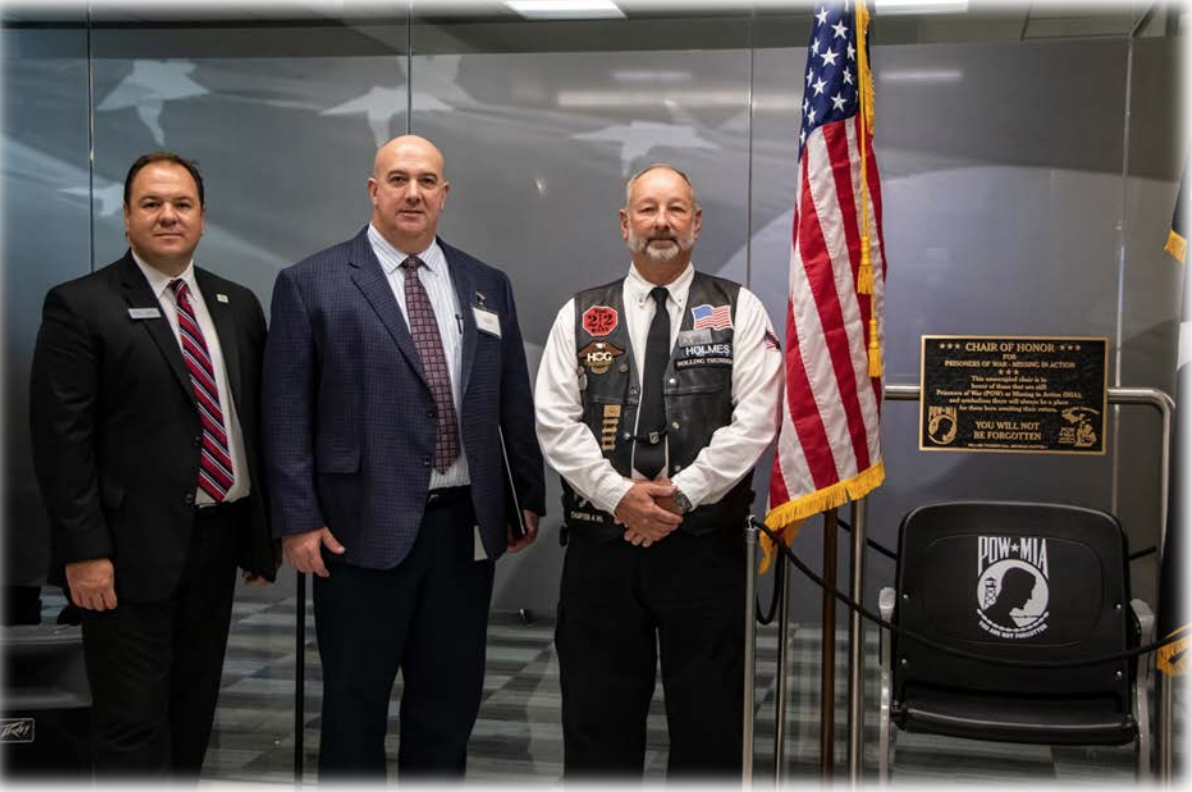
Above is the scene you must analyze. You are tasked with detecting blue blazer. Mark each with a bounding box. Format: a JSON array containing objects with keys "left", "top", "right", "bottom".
[{"left": 262, "top": 228, "right": 545, "bottom": 569}]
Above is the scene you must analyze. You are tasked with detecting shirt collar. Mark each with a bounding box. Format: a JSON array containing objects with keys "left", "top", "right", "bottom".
[
  {"left": 368, "top": 224, "right": 445, "bottom": 277},
  {"left": 626, "top": 261, "right": 694, "bottom": 309},
  {"left": 130, "top": 249, "right": 196, "bottom": 301}
]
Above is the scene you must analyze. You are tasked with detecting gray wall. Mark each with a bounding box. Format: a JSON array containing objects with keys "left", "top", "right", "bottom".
[{"left": 2, "top": 14, "right": 1182, "bottom": 629}]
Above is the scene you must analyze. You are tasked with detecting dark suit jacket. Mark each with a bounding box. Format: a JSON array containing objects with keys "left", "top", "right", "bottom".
[
  {"left": 29, "top": 252, "right": 277, "bottom": 602},
  {"left": 262, "top": 229, "right": 545, "bottom": 569}
]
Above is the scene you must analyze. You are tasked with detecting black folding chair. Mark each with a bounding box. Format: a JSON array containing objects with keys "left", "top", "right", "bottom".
[{"left": 877, "top": 501, "right": 1153, "bottom": 782}]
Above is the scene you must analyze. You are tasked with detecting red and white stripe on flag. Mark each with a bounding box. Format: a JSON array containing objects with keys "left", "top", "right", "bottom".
[{"left": 765, "top": 110, "right": 887, "bottom": 540}]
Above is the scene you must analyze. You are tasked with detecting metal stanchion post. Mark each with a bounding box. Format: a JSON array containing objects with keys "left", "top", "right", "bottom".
[
  {"left": 743, "top": 520, "right": 759, "bottom": 787},
  {"left": 847, "top": 499, "right": 868, "bottom": 785},
  {"left": 1158, "top": 672, "right": 1173, "bottom": 783},
  {"left": 294, "top": 570, "right": 306, "bottom": 785},
  {"left": 774, "top": 546, "right": 792, "bottom": 783},
  {"left": 821, "top": 508, "right": 838, "bottom": 780}
]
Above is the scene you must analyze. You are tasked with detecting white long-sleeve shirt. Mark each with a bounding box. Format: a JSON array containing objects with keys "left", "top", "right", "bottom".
[{"left": 535, "top": 261, "right": 783, "bottom": 519}]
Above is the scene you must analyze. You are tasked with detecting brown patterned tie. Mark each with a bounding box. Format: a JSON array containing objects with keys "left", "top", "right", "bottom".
[{"left": 401, "top": 257, "right": 461, "bottom": 472}]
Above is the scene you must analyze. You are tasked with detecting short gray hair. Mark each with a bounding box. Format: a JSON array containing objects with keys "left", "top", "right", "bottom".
[{"left": 624, "top": 163, "right": 698, "bottom": 208}]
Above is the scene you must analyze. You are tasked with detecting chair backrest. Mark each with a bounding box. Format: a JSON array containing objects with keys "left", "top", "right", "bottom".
[{"left": 892, "top": 500, "right": 1134, "bottom": 707}]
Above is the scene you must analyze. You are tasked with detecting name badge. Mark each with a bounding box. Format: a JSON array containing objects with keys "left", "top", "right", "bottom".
[
  {"left": 678, "top": 328, "right": 713, "bottom": 347},
  {"left": 474, "top": 307, "right": 501, "bottom": 337},
  {"left": 128, "top": 307, "right": 162, "bottom": 320}
]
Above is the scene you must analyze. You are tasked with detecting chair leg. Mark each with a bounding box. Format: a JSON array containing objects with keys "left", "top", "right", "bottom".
[
  {"left": 878, "top": 588, "right": 896, "bottom": 785},
  {"left": 1130, "top": 599, "right": 1155, "bottom": 782}
]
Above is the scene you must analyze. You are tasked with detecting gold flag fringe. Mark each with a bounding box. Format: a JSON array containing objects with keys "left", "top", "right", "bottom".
[
  {"left": 855, "top": 0, "right": 881, "bottom": 377},
  {"left": 1157, "top": 624, "right": 1191, "bottom": 677},
  {"left": 1165, "top": 230, "right": 1186, "bottom": 264},
  {"left": 759, "top": 460, "right": 885, "bottom": 574}
]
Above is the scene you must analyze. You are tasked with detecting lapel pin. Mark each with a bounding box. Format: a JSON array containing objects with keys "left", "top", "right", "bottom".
[{"left": 216, "top": 293, "right": 229, "bottom": 303}]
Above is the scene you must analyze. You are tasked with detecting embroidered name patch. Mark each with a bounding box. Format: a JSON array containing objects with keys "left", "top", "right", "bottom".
[{"left": 674, "top": 342, "right": 733, "bottom": 369}]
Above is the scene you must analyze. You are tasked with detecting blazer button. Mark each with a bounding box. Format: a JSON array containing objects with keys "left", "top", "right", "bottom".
[
  {"left": 193, "top": 435, "right": 202, "bottom": 447},
  {"left": 426, "top": 409, "right": 435, "bottom": 418},
  {"left": 422, "top": 456, "right": 431, "bottom": 467},
  {"left": 184, "top": 492, "right": 195, "bottom": 505}
]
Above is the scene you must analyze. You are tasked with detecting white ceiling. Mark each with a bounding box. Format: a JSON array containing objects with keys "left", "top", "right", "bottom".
[{"left": 0, "top": 0, "right": 1178, "bottom": 41}]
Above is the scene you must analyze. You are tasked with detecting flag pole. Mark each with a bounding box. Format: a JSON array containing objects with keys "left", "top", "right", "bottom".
[{"left": 820, "top": 508, "right": 838, "bottom": 779}]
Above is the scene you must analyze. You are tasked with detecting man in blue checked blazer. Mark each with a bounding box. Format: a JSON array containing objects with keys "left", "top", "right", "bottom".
[{"left": 262, "top": 135, "right": 545, "bottom": 779}]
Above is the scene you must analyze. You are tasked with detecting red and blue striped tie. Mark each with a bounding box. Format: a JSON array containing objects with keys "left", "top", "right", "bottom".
[{"left": 170, "top": 279, "right": 234, "bottom": 502}]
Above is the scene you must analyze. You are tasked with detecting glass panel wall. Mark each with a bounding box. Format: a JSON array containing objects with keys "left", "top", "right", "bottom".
[{"left": 0, "top": 1, "right": 1181, "bottom": 783}]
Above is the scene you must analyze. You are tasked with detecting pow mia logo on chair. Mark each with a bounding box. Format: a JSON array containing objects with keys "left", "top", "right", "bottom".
[{"left": 976, "top": 536, "right": 1051, "bottom": 639}]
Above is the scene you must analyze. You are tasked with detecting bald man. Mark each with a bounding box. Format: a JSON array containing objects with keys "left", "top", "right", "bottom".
[
  {"left": 536, "top": 164, "right": 782, "bottom": 778},
  {"left": 263, "top": 136, "right": 544, "bottom": 778}
]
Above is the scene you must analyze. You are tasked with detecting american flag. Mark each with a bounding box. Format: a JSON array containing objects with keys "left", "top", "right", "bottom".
[
  {"left": 691, "top": 303, "right": 733, "bottom": 330},
  {"left": 765, "top": 1, "right": 887, "bottom": 555}
]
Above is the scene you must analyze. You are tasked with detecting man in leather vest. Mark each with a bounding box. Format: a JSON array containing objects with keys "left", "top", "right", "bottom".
[{"left": 535, "top": 164, "right": 783, "bottom": 778}]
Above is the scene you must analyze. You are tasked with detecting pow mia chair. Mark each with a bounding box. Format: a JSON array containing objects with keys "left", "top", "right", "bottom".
[{"left": 877, "top": 501, "right": 1153, "bottom": 782}]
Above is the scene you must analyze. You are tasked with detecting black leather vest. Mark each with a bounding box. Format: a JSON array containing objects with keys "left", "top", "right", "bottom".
[{"left": 560, "top": 271, "right": 755, "bottom": 540}]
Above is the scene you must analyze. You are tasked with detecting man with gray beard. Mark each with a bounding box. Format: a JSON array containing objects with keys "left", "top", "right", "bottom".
[{"left": 535, "top": 164, "right": 783, "bottom": 779}]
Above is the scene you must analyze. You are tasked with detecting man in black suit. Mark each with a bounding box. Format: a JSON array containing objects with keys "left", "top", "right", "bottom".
[
  {"left": 263, "top": 135, "right": 545, "bottom": 779},
  {"left": 30, "top": 151, "right": 277, "bottom": 777}
]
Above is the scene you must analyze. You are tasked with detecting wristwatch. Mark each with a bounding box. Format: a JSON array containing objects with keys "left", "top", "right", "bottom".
[{"left": 673, "top": 488, "right": 693, "bottom": 514}]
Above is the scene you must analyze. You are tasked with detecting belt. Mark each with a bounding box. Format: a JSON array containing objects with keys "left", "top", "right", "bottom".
[
  {"left": 195, "top": 498, "right": 248, "bottom": 518},
  {"left": 426, "top": 485, "right": 471, "bottom": 507}
]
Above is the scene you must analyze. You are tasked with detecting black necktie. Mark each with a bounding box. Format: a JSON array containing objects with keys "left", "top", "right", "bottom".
[{"left": 635, "top": 286, "right": 670, "bottom": 480}]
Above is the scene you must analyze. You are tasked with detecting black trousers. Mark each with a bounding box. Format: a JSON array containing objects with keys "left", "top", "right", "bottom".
[
  {"left": 556, "top": 527, "right": 746, "bottom": 780},
  {"left": 80, "top": 500, "right": 242, "bottom": 779},
  {"left": 313, "top": 491, "right": 495, "bottom": 780}
]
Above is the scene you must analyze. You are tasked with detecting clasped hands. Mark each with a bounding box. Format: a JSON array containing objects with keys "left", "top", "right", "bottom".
[{"left": 613, "top": 478, "right": 684, "bottom": 548}]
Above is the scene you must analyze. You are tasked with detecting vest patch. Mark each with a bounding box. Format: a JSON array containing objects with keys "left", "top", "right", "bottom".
[
  {"left": 578, "top": 340, "right": 625, "bottom": 375},
  {"left": 691, "top": 303, "right": 733, "bottom": 331},
  {"left": 675, "top": 342, "right": 733, "bottom": 369},
  {"left": 582, "top": 305, "right": 619, "bottom": 337},
  {"left": 600, "top": 404, "right": 621, "bottom": 451}
]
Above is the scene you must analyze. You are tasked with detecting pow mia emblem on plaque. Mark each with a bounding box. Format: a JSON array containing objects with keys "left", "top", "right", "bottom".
[
  {"left": 975, "top": 536, "right": 1051, "bottom": 639},
  {"left": 927, "top": 406, "right": 958, "bottom": 446},
  {"left": 578, "top": 341, "right": 625, "bottom": 375}
]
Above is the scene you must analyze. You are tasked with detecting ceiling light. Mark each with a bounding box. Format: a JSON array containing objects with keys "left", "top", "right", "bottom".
[
  {"left": 505, "top": 1, "right": 625, "bottom": 20},
  {"left": 879, "top": 69, "right": 964, "bottom": 83},
  {"left": 611, "top": 70, "right": 693, "bottom": 83},
  {"left": 874, "top": 0, "right": 968, "bottom": 15}
]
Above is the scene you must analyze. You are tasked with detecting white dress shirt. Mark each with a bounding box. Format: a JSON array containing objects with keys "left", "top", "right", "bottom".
[
  {"left": 132, "top": 252, "right": 250, "bottom": 505},
  {"left": 535, "top": 261, "right": 783, "bottom": 519},
  {"left": 367, "top": 224, "right": 470, "bottom": 489}
]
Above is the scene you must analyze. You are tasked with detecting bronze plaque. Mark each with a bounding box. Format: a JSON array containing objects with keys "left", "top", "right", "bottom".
[{"left": 920, "top": 335, "right": 1108, "bottom": 454}]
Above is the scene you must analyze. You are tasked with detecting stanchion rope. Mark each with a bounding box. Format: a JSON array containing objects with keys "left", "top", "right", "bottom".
[{"left": 831, "top": 518, "right": 1155, "bottom": 564}]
